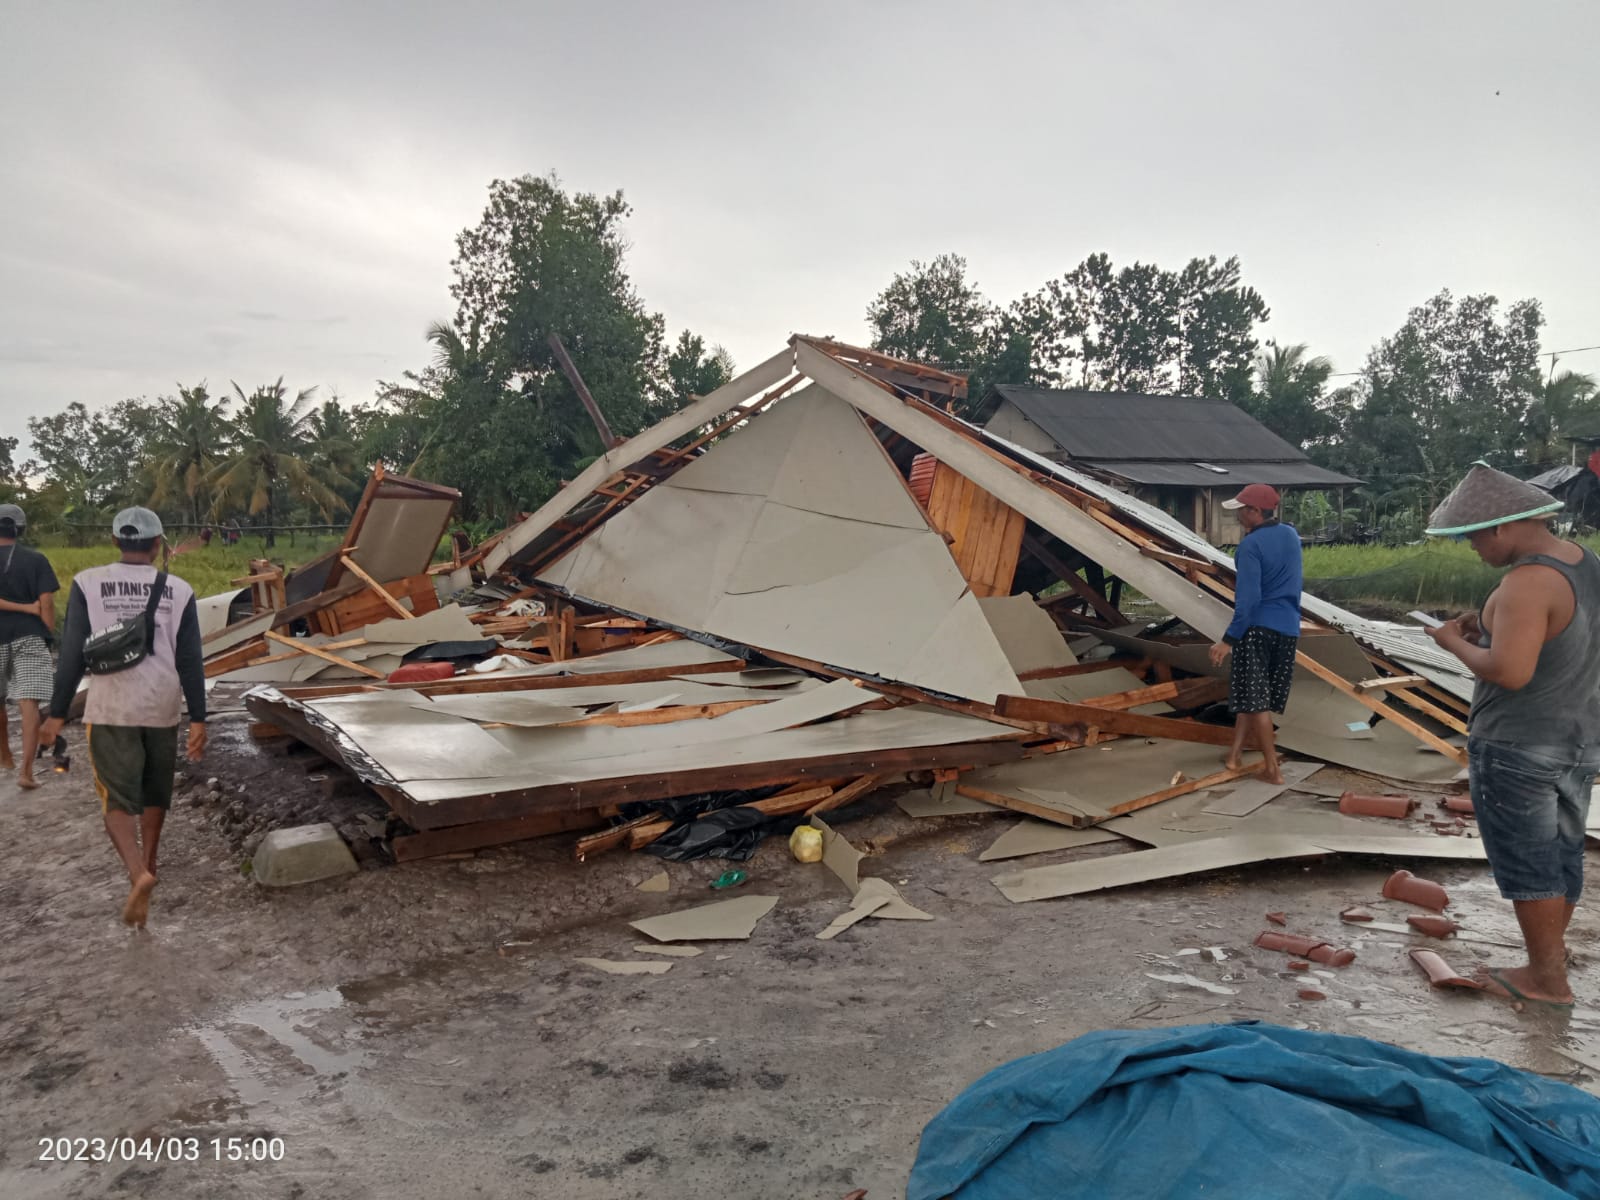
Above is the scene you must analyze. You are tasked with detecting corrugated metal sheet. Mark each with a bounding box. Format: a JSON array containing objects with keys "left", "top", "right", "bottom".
[
  {"left": 990, "top": 385, "right": 1312, "bottom": 463},
  {"left": 1088, "top": 460, "right": 1362, "bottom": 488}
]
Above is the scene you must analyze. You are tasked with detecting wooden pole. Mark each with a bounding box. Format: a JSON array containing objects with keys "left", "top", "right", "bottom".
[{"left": 548, "top": 333, "right": 621, "bottom": 449}]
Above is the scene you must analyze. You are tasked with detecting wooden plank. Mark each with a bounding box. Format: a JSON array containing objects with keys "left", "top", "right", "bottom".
[
  {"left": 248, "top": 721, "right": 287, "bottom": 741},
  {"left": 1103, "top": 762, "right": 1264, "bottom": 818},
  {"left": 955, "top": 782, "right": 1103, "bottom": 829},
  {"left": 1384, "top": 685, "right": 1470, "bottom": 736},
  {"left": 395, "top": 806, "right": 606, "bottom": 862},
  {"left": 575, "top": 812, "right": 665, "bottom": 861},
  {"left": 1354, "top": 673, "right": 1427, "bottom": 693},
  {"left": 547, "top": 699, "right": 768, "bottom": 729},
  {"left": 992, "top": 694, "right": 1236, "bottom": 746},
  {"left": 1080, "top": 676, "right": 1228, "bottom": 713},
  {"left": 1021, "top": 534, "right": 1127, "bottom": 625},
  {"left": 1292, "top": 651, "right": 1467, "bottom": 765},
  {"left": 1139, "top": 546, "right": 1219, "bottom": 574},
  {"left": 204, "top": 640, "right": 269, "bottom": 678},
  {"left": 264, "top": 629, "right": 384, "bottom": 679},
  {"left": 805, "top": 774, "right": 885, "bottom": 816},
  {"left": 339, "top": 554, "right": 415, "bottom": 620},
  {"left": 548, "top": 332, "right": 621, "bottom": 448}
]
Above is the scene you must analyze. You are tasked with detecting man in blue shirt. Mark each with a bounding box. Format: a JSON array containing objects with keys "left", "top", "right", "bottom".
[{"left": 1208, "top": 483, "right": 1303, "bottom": 784}]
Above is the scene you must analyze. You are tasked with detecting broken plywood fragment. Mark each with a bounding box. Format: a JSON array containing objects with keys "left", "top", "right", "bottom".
[
  {"left": 636, "top": 870, "right": 670, "bottom": 892},
  {"left": 897, "top": 788, "right": 1002, "bottom": 819},
  {"left": 575, "top": 957, "right": 674, "bottom": 975},
  {"left": 1201, "top": 760, "right": 1320, "bottom": 817},
  {"left": 811, "top": 816, "right": 933, "bottom": 926},
  {"left": 629, "top": 895, "right": 778, "bottom": 942},
  {"left": 979, "top": 819, "right": 1123, "bottom": 862},
  {"left": 816, "top": 893, "right": 893, "bottom": 940},
  {"left": 993, "top": 834, "right": 1326, "bottom": 903}
]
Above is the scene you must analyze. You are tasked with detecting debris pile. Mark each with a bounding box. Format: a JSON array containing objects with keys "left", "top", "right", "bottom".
[{"left": 229, "top": 338, "right": 1479, "bottom": 868}]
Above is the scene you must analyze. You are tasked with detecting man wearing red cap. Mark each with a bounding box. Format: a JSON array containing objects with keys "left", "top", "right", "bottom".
[{"left": 1208, "top": 483, "right": 1302, "bottom": 784}]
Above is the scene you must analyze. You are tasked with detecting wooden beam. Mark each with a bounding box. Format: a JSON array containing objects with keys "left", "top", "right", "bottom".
[
  {"left": 1293, "top": 651, "right": 1467, "bottom": 764},
  {"left": 547, "top": 699, "right": 768, "bottom": 729},
  {"left": 1139, "top": 546, "right": 1219, "bottom": 575},
  {"left": 804, "top": 774, "right": 885, "bottom": 816},
  {"left": 264, "top": 629, "right": 384, "bottom": 679},
  {"left": 1021, "top": 534, "right": 1128, "bottom": 625},
  {"left": 203, "top": 640, "right": 269, "bottom": 678},
  {"left": 1081, "top": 676, "right": 1228, "bottom": 713},
  {"left": 395, "top": 806, "right": 606, "bottom": 861},
  {"left": 1102, "top": 762, "right": 1262, "bottom": 818},
  {"left": 992, "top": 693, "right": 1236, "bottom": 746},
  {"left": 276, "top": 656, "right": 749, "bottom": 701},
  {"left": 1382, "top": 685, "right": 1469, "bottom": 736},
  {"left": 339, "top": 554, "right": 415, "bottom": 620},
  {"left": 548, "top": 332, "right": 621, "bottom": 449}
]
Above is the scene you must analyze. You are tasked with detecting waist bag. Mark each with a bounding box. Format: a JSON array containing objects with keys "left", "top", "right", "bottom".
[{"left": 82, "top": 570, "right": 168, "bottom": 675}]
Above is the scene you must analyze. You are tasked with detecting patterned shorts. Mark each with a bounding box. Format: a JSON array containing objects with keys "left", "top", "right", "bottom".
[
  {"left": 0, "top": 636, "right": 54, "bottom": 704},
  {"left": 1229, "top": 627, "right": 1298, "bottom": 715}
]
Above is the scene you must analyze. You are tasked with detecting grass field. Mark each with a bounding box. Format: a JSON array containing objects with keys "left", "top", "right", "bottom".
[
  {"left": 35, "top": 537, "right": 344, "bottom": 609},
  {"left": 1301, "top": 537, "right": 1600, "bottom": 610}
]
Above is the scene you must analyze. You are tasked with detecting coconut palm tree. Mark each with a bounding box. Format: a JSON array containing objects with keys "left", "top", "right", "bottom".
[
  {"left": 1525, "top": 368, "right": 1599, "bottom": 463},
  {"left": 205, "top": 379, "right": 352, "bottom": 546},
  {"left": 146, "top": 383, "right": 230, "bottom": 526},
  {"left": 1249, "top": 342, "right": 1334, "bottom": 450}
]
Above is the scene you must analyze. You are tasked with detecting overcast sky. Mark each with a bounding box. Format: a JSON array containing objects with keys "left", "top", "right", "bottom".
[{"left": 3, "top": 1, "right": 1597, "bottom": 456}]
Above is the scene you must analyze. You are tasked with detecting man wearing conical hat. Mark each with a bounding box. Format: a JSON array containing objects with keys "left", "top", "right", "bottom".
[{"left": 1425, "top": 462, "right": 1600, "bottom": 1010}]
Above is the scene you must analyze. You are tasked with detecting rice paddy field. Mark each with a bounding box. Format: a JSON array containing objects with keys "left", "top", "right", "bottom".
[
  {"left": 1300, "top": 538, "right": 1600, "bottom": 612},
  {"left": 35, "top": 536, "right": 344, "bottom": 609}
]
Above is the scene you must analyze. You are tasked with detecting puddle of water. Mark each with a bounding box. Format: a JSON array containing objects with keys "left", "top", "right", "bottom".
[{"left": 187, "top": 987, "right": 370, "bottom": 1111}]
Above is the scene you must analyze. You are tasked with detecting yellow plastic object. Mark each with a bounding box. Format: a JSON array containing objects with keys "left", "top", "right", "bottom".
[{"left": 789, "top": 825, "right": 824, "bottom": 863}]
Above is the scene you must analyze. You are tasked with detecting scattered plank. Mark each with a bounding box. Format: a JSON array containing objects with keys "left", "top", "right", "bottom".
[
  {"left": 1354, "top": 674, "right": 1428, "bottom": 693},
  {"left": 805, "top": 774, "right": 884, "bottom": 816},
  {"left": 264, "top": 629, "right": 385, "bottom": 679},
  {"left": 1201, "top": 760, "right": 1322, "bottom": 817},
  {"left": 993, "top": 694, "right": 1235, "bottom": 747},
  {"left": 393, "top": 806, "right": 606, "bottom": 861}
]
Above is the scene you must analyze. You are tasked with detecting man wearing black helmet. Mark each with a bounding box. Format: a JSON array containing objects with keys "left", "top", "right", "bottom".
[{"left": 0, "top": 504, "right": 59, "bottom": 790}]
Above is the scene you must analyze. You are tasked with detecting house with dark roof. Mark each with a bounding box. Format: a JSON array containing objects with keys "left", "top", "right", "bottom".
[{"left": 982, "top": 384, "right": 1362, "bottom": 545}]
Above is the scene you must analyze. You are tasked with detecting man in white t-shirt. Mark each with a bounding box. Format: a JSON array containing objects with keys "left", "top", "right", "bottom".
[{"left": 42, "top": 507, "right": 207, "bottom": 929}]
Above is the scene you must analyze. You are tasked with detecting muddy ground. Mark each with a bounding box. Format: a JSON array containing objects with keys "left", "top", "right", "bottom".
[{"left": 5, "top": 699, "right": 1600, "bottom": 1200}]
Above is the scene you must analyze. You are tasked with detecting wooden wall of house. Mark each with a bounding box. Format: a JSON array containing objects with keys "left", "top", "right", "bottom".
[{"left": 925, "top": 461, "right": 1026, "bottom": 597}]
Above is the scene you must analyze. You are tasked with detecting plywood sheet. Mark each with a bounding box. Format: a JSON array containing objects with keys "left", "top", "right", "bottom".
[
  {"left": 979, "top": 820, "right": 1124, "bottom": 861},
  {"left": 521, "top": 639, "right": 742, "bottom": 677},
  {"left": 993, "top": 834, "right": 1324, "bottom": 902},
  {"left": 897, "top": 788, "right": 1003, "bottom": 818},
  {"left": 1202, "top": 760, "right": 1321, "bottom": 817},
  {"left": 979, "top": 594, "right": 1077, "bottom": 674},
  {"left": 539, "top": 386, "right": 1022, "bottom": 704},
  {"left": 404, "top": 705, "right": 1020, "bottom": 805},
  {"left": 349, "top": 495, "right": 455, "bottom": 584},
  {"left": 962, "top": 740, "right": 1233, "bottom": 827},
  {"left": 303, "top": 695, "right": 523, "bottom": 781},
  {"left": 358, "top": 604, "right": 480, "bottom": 647}
]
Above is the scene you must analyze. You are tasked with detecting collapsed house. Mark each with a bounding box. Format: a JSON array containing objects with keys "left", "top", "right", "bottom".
[{"left": 214, "top": 338, "right": 1478, "bottom": 877}]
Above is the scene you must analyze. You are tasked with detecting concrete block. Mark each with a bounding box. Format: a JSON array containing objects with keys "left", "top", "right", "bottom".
[{"left": 252, "top": 823, "right": 358, "bottom": 887}]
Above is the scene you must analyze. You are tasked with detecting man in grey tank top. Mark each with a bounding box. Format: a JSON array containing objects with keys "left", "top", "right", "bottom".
[{"left": 1425, "top": 463, "right": 1600, "bottom": 1010}]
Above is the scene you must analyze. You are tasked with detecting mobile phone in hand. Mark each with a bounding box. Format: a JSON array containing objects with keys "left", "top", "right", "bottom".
[{"left": 1407, "top": 610, "right": 1443, "bottom": 629}]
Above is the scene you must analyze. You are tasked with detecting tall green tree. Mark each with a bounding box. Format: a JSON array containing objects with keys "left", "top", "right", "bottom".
[
  {"left": 1323, "top": 290, "right": 1544, "bottom": 514},
  {"left": 1524, "top": 368, "right": 1600, "bottom": 464},
  {"left": 442, "top": 173, "right": 668, "bottom": 516},
  {"left": 146, "top": 383, "right": 230, "bottom": 526},
  {"left": 663, "top": 331, "right": 734, "bottom": 405},
  {"left": 1242, "top": 342, "right": 1335, "bottom": 451},
  {"left": 307, "top": 396, "right": 366, "bottom": 509},
  {"left": 866, "top": 253, "right": 992, "bottom": 368},
  {"left": 27, "top": 399, "right": 157, "bottom": 517},
  {"left": 205, "top": 380, "right": 351, "bottom": 545}
]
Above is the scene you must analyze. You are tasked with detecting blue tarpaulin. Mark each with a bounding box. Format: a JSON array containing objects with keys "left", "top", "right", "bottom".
[{"left": 909, "top": 1022, "right": 1600, "bottom": 1199}]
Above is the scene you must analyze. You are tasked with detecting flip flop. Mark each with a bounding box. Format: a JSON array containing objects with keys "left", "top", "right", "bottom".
[{"left": 1481, "top": 969, "right": 1574, "bottom": 1012}]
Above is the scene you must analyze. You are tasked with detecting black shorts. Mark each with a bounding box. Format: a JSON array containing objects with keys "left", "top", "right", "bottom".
[{"left": 1229, "top": 627, "right": 1298, "bottom": 715}]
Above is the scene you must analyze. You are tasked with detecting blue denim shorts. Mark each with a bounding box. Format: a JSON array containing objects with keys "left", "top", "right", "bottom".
[{"left": 1468, "top": 738, "right": 1600, "bottom": 904}]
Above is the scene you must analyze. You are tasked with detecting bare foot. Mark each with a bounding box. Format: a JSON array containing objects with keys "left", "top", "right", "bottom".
[
  {"left": 122, "top": 872, "right": 157, "bottom": 929},
  {"left": 17, "top": 772, "right": 39, "bottom": 790},
  {"left": 1476, "top": 963, "right": 1573, "bottom": 1009},
  {"left": 0, "top": 753, "right": 13, "bottom": 771},
  {"left": 1223, "top": 755, "right": 1243, "bottom": 771},
  {"left": 1258, "top": 766, "right": 1285, "bottom": 785}
]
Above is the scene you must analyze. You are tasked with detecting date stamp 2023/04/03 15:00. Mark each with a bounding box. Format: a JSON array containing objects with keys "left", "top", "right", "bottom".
[{"left": 38, "top": 1134, "right": 286, "bottom": 1165}]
